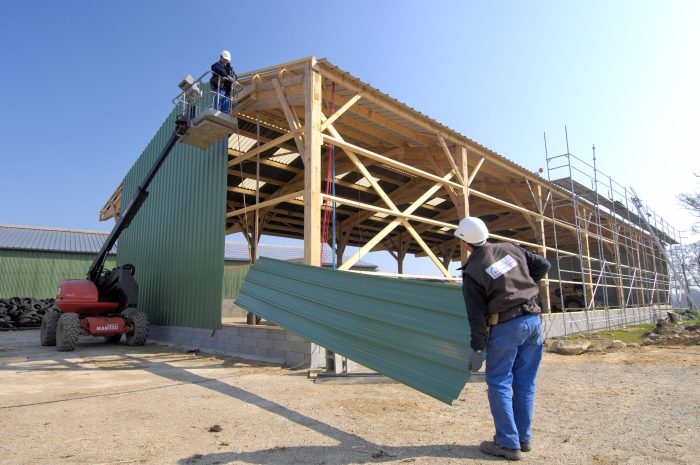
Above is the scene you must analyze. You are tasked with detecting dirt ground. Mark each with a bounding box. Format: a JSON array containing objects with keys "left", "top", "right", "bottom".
[{"left": 1, "top": 331, "right": 698, "bottom": 465}]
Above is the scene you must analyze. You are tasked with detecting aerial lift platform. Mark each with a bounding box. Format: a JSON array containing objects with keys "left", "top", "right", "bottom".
[{"left": 40, "top": 72, "right": 247, "bottom": 351}]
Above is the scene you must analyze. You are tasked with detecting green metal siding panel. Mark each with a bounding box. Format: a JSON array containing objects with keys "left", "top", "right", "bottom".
[
  {"left": 0, "top": 250, "right": 116, "bottom": 298},
  {"left": 222, "top": 265, "right": 250, "bottom": 300},
  {"left": 236, "top": 257, "right": 471, "bottom": 404},
  {"left": 118, "top": 109, "right": 227, "bottom": 328}
]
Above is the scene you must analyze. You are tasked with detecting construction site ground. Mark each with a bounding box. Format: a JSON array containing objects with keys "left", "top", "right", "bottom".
[{"left": 1, "top": 330, "right": 697, "bottom": 465}]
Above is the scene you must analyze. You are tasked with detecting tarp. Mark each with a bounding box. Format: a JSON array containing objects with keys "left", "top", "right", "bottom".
[{"left": 236, "top": 257, "right": 472, "bottom": 404}]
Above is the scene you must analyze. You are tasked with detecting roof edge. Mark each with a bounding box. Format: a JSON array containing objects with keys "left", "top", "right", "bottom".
[{"left": 0, "top": 224, "right": 111, "bottom": 235}]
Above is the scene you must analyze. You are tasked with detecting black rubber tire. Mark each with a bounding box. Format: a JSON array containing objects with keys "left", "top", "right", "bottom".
[
  {"left": 564, "top": 296, "right": 585, "bottom": 310},
  {"left": 56, "top": 313, "right": 81, "bottom": 351},
  {"left": 125, "top": 312, "right": 148, "bottom": 346},
  {"left": 104, "top": 334, "right": 122, "bottom": 343},
  {"left": 40, "top": 311, "right": 60, "bottom": 346}
]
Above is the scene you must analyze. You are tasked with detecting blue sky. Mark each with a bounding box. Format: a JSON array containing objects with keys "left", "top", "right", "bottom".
[{"left": 1, "top": 1, "right": 698, "bottom": 275}]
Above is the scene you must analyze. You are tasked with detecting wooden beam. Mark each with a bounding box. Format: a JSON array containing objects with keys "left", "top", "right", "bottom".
[
  {"left": 321, "top": 87, "right": 431, "bottom": 146},
  {"left": 468, "top": 156, "right": 485, "bottom": 186},
  {"left": 536, "top": 184, "right": 551, "bottom": 312},
  {"left": 226, "top": 191, "right": 303, "bottom": 218},
  {"left": 303, "top": 62, "right": 322, "bottom": 266},
  {"left": 273, "top": 79, "right": 306, "bottom": 157},
  {"left": 427, "top": 156, "right": 460, "bottom": 208},
  {"left": 320, "top": 93, "right": 362, "bottom": 132},
  {"left": 403, "top": 222, "right": 451, "bottom": 277},
  {"left": 227, "top": 131, "right": 297, "bottom": 167},
  {"left": 322, "top": 134, "right": 463, "bottom": 190},
  {"left": 338, "top": 172, "right": 453, "bottom": 270},
  {"left": 322, "top": 194, "right": 455, "bottom": 230},
  {"left": 322, "top": 117, "right": 399, "bottom": 212},
  {"left": 437, "top": 135, "right": 465, "bottom": 185},
  {"left": 459, "top": 144, "right": 470, "bottom": 263},
  {"left": 506, "top": 185, "right": 538, "bottom": 232}
]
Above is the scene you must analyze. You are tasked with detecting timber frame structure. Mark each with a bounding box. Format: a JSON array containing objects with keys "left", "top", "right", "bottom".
[{"left": 102, "top": 56, "right": 682, "bottom": 317}]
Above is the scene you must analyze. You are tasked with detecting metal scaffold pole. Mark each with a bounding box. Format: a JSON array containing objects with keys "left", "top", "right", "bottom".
[{"left": 629, "top": 188, "right": 699, "bottom": 311}]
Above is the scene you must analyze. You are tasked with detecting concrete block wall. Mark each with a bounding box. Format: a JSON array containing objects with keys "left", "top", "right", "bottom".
[
  {"left": 148, "top": 323, "right": 316, "bottom": 368},
  {"left": 222, "top": 300, "right": 247, "bottom": 319},
  {"left": 543, "top": 305, "right": 671, "bottom": 338}
]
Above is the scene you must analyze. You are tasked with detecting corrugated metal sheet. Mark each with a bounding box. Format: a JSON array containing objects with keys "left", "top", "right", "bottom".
[
  {"left": 236, "top": 257, "right": 471, "bottom": 404},
  {"left": 0, "top": 225, "right": 116, "bottom": 254},
  {"left": 0, "top": 250, "right": 116, "bottom": 298},
  {"left": 118, "top": 108, "right": 227, "bottom": 329},
  {"left": 222, "top": 265, "right": 250, "bottom": 300}
]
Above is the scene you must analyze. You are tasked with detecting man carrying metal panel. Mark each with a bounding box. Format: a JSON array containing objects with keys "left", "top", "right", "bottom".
[
  {"left": 210, "top": 50, "right": 237, "bottom": 113},
  {"left": 455, "top": 217, "right": 550, "bottom": 461}
]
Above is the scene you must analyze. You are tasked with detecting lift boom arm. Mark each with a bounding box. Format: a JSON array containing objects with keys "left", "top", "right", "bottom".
[{"left": 87, "top": 116, "right": 189, "bottom": 283}]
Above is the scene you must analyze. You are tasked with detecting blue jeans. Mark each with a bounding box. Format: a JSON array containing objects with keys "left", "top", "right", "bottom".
[
  {"left": 215, "top": 87, "right": 230, "bottom": 113},
  {"left": 485, "top": 313, "right": 543, "bottom": 450}
]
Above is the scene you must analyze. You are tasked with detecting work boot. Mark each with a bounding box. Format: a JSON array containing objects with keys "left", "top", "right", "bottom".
[
  {"left": 480, "top": 441, "right": 523, "bottom": 461},
  {"left": 520, "top": 441, "right": 532, "bottom": 452}
]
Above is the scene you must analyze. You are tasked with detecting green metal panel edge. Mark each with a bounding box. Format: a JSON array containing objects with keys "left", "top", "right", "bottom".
[
  {"left": 118, "top": 108, "right": 226, "bottom": 328},
  {"left": 236, "top": 257, "right": 471, "bottom": 404}
]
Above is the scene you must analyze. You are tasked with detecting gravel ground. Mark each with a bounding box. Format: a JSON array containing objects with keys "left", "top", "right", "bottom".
[{"left": 0, "top": 330, "right": 698, "bottom": 465}]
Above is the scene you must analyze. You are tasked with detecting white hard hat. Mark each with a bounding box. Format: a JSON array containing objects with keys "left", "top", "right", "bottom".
[
  {"left": 454, "top": 217, "right": 489, "bottom": 246},
  {"left": 221, "top": 50, "right": 231, "bottom": 61}
]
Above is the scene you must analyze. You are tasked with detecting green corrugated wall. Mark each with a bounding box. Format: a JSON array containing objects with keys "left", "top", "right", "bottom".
[
  {"left": 222, "top": 265, "right": 250, "bottom": 300},
  {"left": 117, "top": 108, "right": 227, "bottom": 328},
  {"left": 0, "top": 250, "right": 116, "bottom": 298}
]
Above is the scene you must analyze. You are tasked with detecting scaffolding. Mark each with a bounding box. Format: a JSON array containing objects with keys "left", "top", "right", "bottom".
[{"left": 544, "top": 129, "right": 685, "bottom": 335}]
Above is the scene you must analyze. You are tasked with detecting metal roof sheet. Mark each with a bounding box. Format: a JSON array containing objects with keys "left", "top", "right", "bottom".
[
  {"left": 0, "top": 225, "right": 116, "bottom": 254},
  {"left": 0, "top": 225, "right": 378, "bottom": 270},
  {"left": 236, "top": 257, "right": 471, "bottom": 404}
]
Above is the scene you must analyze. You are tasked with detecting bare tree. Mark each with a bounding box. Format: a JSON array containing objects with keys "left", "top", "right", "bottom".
[
  {"left": 678, "top": 173, "right": 700, "bottom": 233},
  {"left": 678, "top": 243, "right": 700, "bottom": 287}
]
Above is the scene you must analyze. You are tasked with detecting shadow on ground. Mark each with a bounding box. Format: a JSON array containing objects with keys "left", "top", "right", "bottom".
[{"left": 2, "top": 331, "right": 494, "bottom": 464}]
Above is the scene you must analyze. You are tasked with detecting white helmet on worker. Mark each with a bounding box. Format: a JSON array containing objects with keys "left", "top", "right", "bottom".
[
  {"left": 221, "top": 50, "right": 231, "bottom": 61},
  {"left": 454, "top": 217, "right": 489, "bottom": 246}
]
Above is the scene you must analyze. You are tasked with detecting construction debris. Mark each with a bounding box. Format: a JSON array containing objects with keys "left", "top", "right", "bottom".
[
  {"left": 0, "top": 297, "right": 56, "bottom": 330},
  {"left": 644, "top": 319, "right": 700, "bottom": 346},
  {"left": 546, "top": 319, "right": 700, "bottom": 355},
  {"left": 548, "top": 340, "right": 591, "bottom": 355}
]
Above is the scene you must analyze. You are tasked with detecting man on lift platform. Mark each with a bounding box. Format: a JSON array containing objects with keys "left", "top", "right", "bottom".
[{"left": 210, "top": 50, "right": 238, "bottom": 113}]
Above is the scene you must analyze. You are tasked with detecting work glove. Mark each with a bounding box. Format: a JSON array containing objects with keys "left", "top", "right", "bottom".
[{"left": 469, "top": 350, "right": 485, "bottom": 372}]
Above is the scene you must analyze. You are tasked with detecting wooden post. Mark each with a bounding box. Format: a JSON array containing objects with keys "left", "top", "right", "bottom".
[
  {"left": 303, "top": 59, "right": 326, "bottom": 371},
  {"left": 611, "top": 227, "right": 625, "bottom": 309},
  {"left": 580, "top": 208, "right": 595, "bottom": 308},
  {"left": 459, "top": 145, "right": 470, "bottom": 264},
  {"left": 635, "top": 238, "right": 647, "bottom": 307},
  {"left": 537, "top": 185, "right": 552, "bottom": 313},
  {"left": 303, "top": 60, "right": 322, "bottom": 267}
]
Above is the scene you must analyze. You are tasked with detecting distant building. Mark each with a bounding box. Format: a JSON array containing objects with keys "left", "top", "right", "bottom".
[{"left": 0, "top": 225, "right": 376, "bottom": 299}]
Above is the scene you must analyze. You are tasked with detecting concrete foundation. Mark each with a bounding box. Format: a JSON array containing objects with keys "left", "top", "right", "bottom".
[
  {"left": 543, "top": 305, "right": 672, "bottom": 338},
  {"left": 222, "top": 299, "right": 247, "bottom": 319},
  {"left": 151, "top": 305, "right": 672, "bottom": 368},
  {"left": 148, "top": 323, "right": 319, "bottom": 368}
]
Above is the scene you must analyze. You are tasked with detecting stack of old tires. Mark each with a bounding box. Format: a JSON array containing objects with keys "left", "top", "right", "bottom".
[{"left": 0, "top": 297, "right": 57, "bottom": 330}]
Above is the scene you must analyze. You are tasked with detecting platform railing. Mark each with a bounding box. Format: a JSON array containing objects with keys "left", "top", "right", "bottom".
[{"left": 172, "top": 71, "right": 242, "bottom": 125}]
